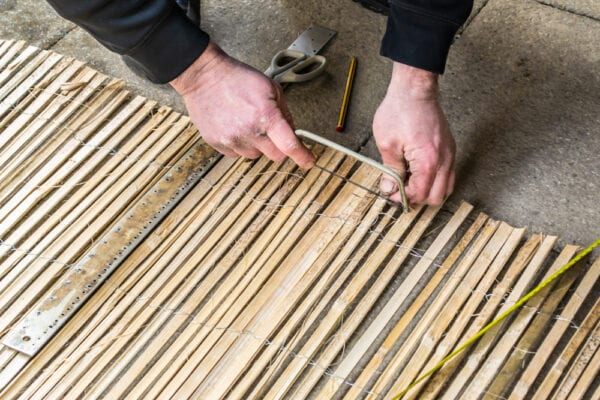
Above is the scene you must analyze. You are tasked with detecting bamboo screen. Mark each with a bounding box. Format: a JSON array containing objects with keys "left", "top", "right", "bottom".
[{"left": 0, "top": 40, "right": 598, "bottom": 399}]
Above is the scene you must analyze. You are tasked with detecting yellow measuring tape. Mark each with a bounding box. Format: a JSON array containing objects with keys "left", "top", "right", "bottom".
[{"left": 391, "top": 238, "right": 600, "bottom": 399}]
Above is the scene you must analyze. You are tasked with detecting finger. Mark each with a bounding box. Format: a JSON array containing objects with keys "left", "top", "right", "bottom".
[
  {"left": 378, "top": 146, "right": 407, "bottom": 196},
  {"left": 275, "top": 85, "right": 295, "bottom": 127},
  {"left": 425, "top": 167, "right": 450, "bottom": 206},
  {"left": 446, "top": 169, "right": 456, "bottom": 198},
  {"left": 209, "top": 142, "right": 238, "bottom": 158},
  {"left": 404, "top": 161, "right": 437, "bottom": 204},
  {"left": 233, "top": 145, "right": 262, "bottom": 160},
  {"left": 267, "top": 112, "right": 315, "bottom": 169},
  {"left": 254, "top": 134, "right": 286, "bottom": 162}
]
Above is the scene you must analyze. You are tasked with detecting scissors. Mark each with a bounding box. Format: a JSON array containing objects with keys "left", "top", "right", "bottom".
[{"left": 264, "top": 49, "right": 327, "bottom": 84}]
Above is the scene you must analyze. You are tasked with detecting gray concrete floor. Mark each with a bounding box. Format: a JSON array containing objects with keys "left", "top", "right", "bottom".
[{"left": 1, "top": 0, "right": 598, "bottom": 248}]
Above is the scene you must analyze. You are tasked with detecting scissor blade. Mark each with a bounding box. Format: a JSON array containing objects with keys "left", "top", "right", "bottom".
[{"left": 288, "top": 25, "right": 337, "bottom": 55}]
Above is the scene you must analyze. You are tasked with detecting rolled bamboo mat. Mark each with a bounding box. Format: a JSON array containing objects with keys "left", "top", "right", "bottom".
[{"left": 0, "top": 39, "right": 598, "bottom": 399}]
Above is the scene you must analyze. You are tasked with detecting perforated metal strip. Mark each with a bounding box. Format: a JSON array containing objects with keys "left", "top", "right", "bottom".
[{"left": 3, "top": 142, "right": 221, "bottom": 356}]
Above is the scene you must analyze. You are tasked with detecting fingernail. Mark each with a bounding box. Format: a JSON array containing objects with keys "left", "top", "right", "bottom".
[{"left": 380, "top": 178, "right": 397, "bottom": 195}]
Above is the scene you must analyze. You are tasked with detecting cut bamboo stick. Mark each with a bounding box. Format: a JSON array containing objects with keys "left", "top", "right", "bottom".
[
  {"left": 567, "top": 343, "right": 600, "bottom": 400},
  {"left": 0, "top": 45, "right": 40, "bottom": 91},
  {"left": 552, "top": 318, "right": 600, "bottom": 400},
  {"left": 461, "top": 242, "right": 576, "bottom": 398}
]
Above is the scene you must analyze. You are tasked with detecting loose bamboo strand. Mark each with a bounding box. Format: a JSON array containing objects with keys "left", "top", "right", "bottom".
[
  {"left": 0, "top": 69, "right": 105, "bottom": 193},
  {"left": 0, "top": 56, "right": 81, "bottom": 137},
  {"left": 0, "top": 40, "right": 18, "bottom": 60},
  {"left": 0, "top": 51, "right": 62, "bottom": 120},
  {"left": 532, "top": 294, "right": 600, "bottom": 399},
  {"left": 341, "top": 212, "right": 490, "bottom": 400},
  {"left": 0, "top": 60, "right": 85, "bottom": 167},
  {"left": 510, "top": 256, "right": 600, "bottom": 399},
  {"left": 567, "top": 345, "right": 600, "bottom": 400},
  {"left": 0, "top": 354, "right": 28, "bottom": 390},
  {"left": 0, "top": 45, "right": 40, "bottom": 92}
]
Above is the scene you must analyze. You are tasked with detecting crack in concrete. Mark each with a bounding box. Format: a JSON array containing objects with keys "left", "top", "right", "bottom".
[
  {"left": 44, "top": 24, "right": 78, "bottom": 51},
  {"left": 533, "top": 0, "right": 600, "bottom": 23}
]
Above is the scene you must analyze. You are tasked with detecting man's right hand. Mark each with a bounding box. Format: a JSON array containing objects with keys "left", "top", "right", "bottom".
[{"left": 170, "top": 41, "right": 315, "bottom": 169}]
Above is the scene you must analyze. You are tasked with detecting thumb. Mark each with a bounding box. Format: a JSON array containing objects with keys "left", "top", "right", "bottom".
[{"left": 378, "top": 148, "right": 407, "bottom": 196}]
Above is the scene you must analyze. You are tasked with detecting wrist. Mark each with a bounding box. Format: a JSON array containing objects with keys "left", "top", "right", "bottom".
[
  {"left": 170, "top": 41, "right": 226, "bottom": 95},
  {"left": 388, "top": 62, "right": 439, "bottom": 100}
]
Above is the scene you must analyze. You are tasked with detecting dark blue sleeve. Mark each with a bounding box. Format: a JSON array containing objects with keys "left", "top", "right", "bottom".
[
  {"left": 381, "top": 0, "right": 474, "bottom": 74},
  {"left": 46, "top": 0, "right": 210, "bottom": 83}
]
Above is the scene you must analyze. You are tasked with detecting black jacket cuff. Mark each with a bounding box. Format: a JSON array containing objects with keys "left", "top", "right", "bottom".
[
  {"left": 126, "top": 6, "right": 210, "bottom": 84},
  {"left": 381, "top": 1, "right": 467, "bottom": 74}
]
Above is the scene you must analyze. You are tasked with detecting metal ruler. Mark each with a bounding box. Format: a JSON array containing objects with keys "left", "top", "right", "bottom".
[{"left": 3, "top": 142, "right": 221, "bottom": 356}]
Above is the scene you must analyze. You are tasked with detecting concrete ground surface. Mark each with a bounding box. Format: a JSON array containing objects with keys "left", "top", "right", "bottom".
[{"left": 0, "top": 0, "right": 598, "bottom": 249}]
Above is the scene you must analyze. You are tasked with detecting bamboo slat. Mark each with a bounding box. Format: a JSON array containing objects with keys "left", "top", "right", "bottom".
[{"left": 1, "top": 42, "right": 599, "bottom": 400}]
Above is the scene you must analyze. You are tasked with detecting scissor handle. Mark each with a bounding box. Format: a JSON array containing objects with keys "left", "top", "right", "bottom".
[
  {"left": 274, "top": 55, "right": 327, "bottom": 84},
  {"left": 264, "top": 49, "right": 306, "bottom": 79}
]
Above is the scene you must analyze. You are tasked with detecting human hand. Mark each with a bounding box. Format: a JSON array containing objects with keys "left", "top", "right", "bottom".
[
  {"left": 170, "top": 42, "right": 315, "bottom": 168},
  {"left": 373, "top": 63, "right": 455, "bottom": 206}
]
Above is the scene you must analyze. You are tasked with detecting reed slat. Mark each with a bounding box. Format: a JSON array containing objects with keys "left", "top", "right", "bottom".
[
  {"left": 0, "top": 45, "right": 39, "bottom": 93},
  {"left": 0, "top": 69, "right": 106, "bottom": 194},
  {"left": 132, "top": 150, "right": 351, "bottom": 400},
  {"left": 552, "top": 318, "right": 600, "bottom": 400},
  {"left": 0, "top": 59, "right": 85, "bottom": 167},
  {"left": 566, "top": 344, "right": 600, "bottom": 400},
  {"left": 0, "top": 51, "right": 62, "bottom": 120},
  {"left": 69, "top": 157, "right": 303, "bottom": 399}
]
